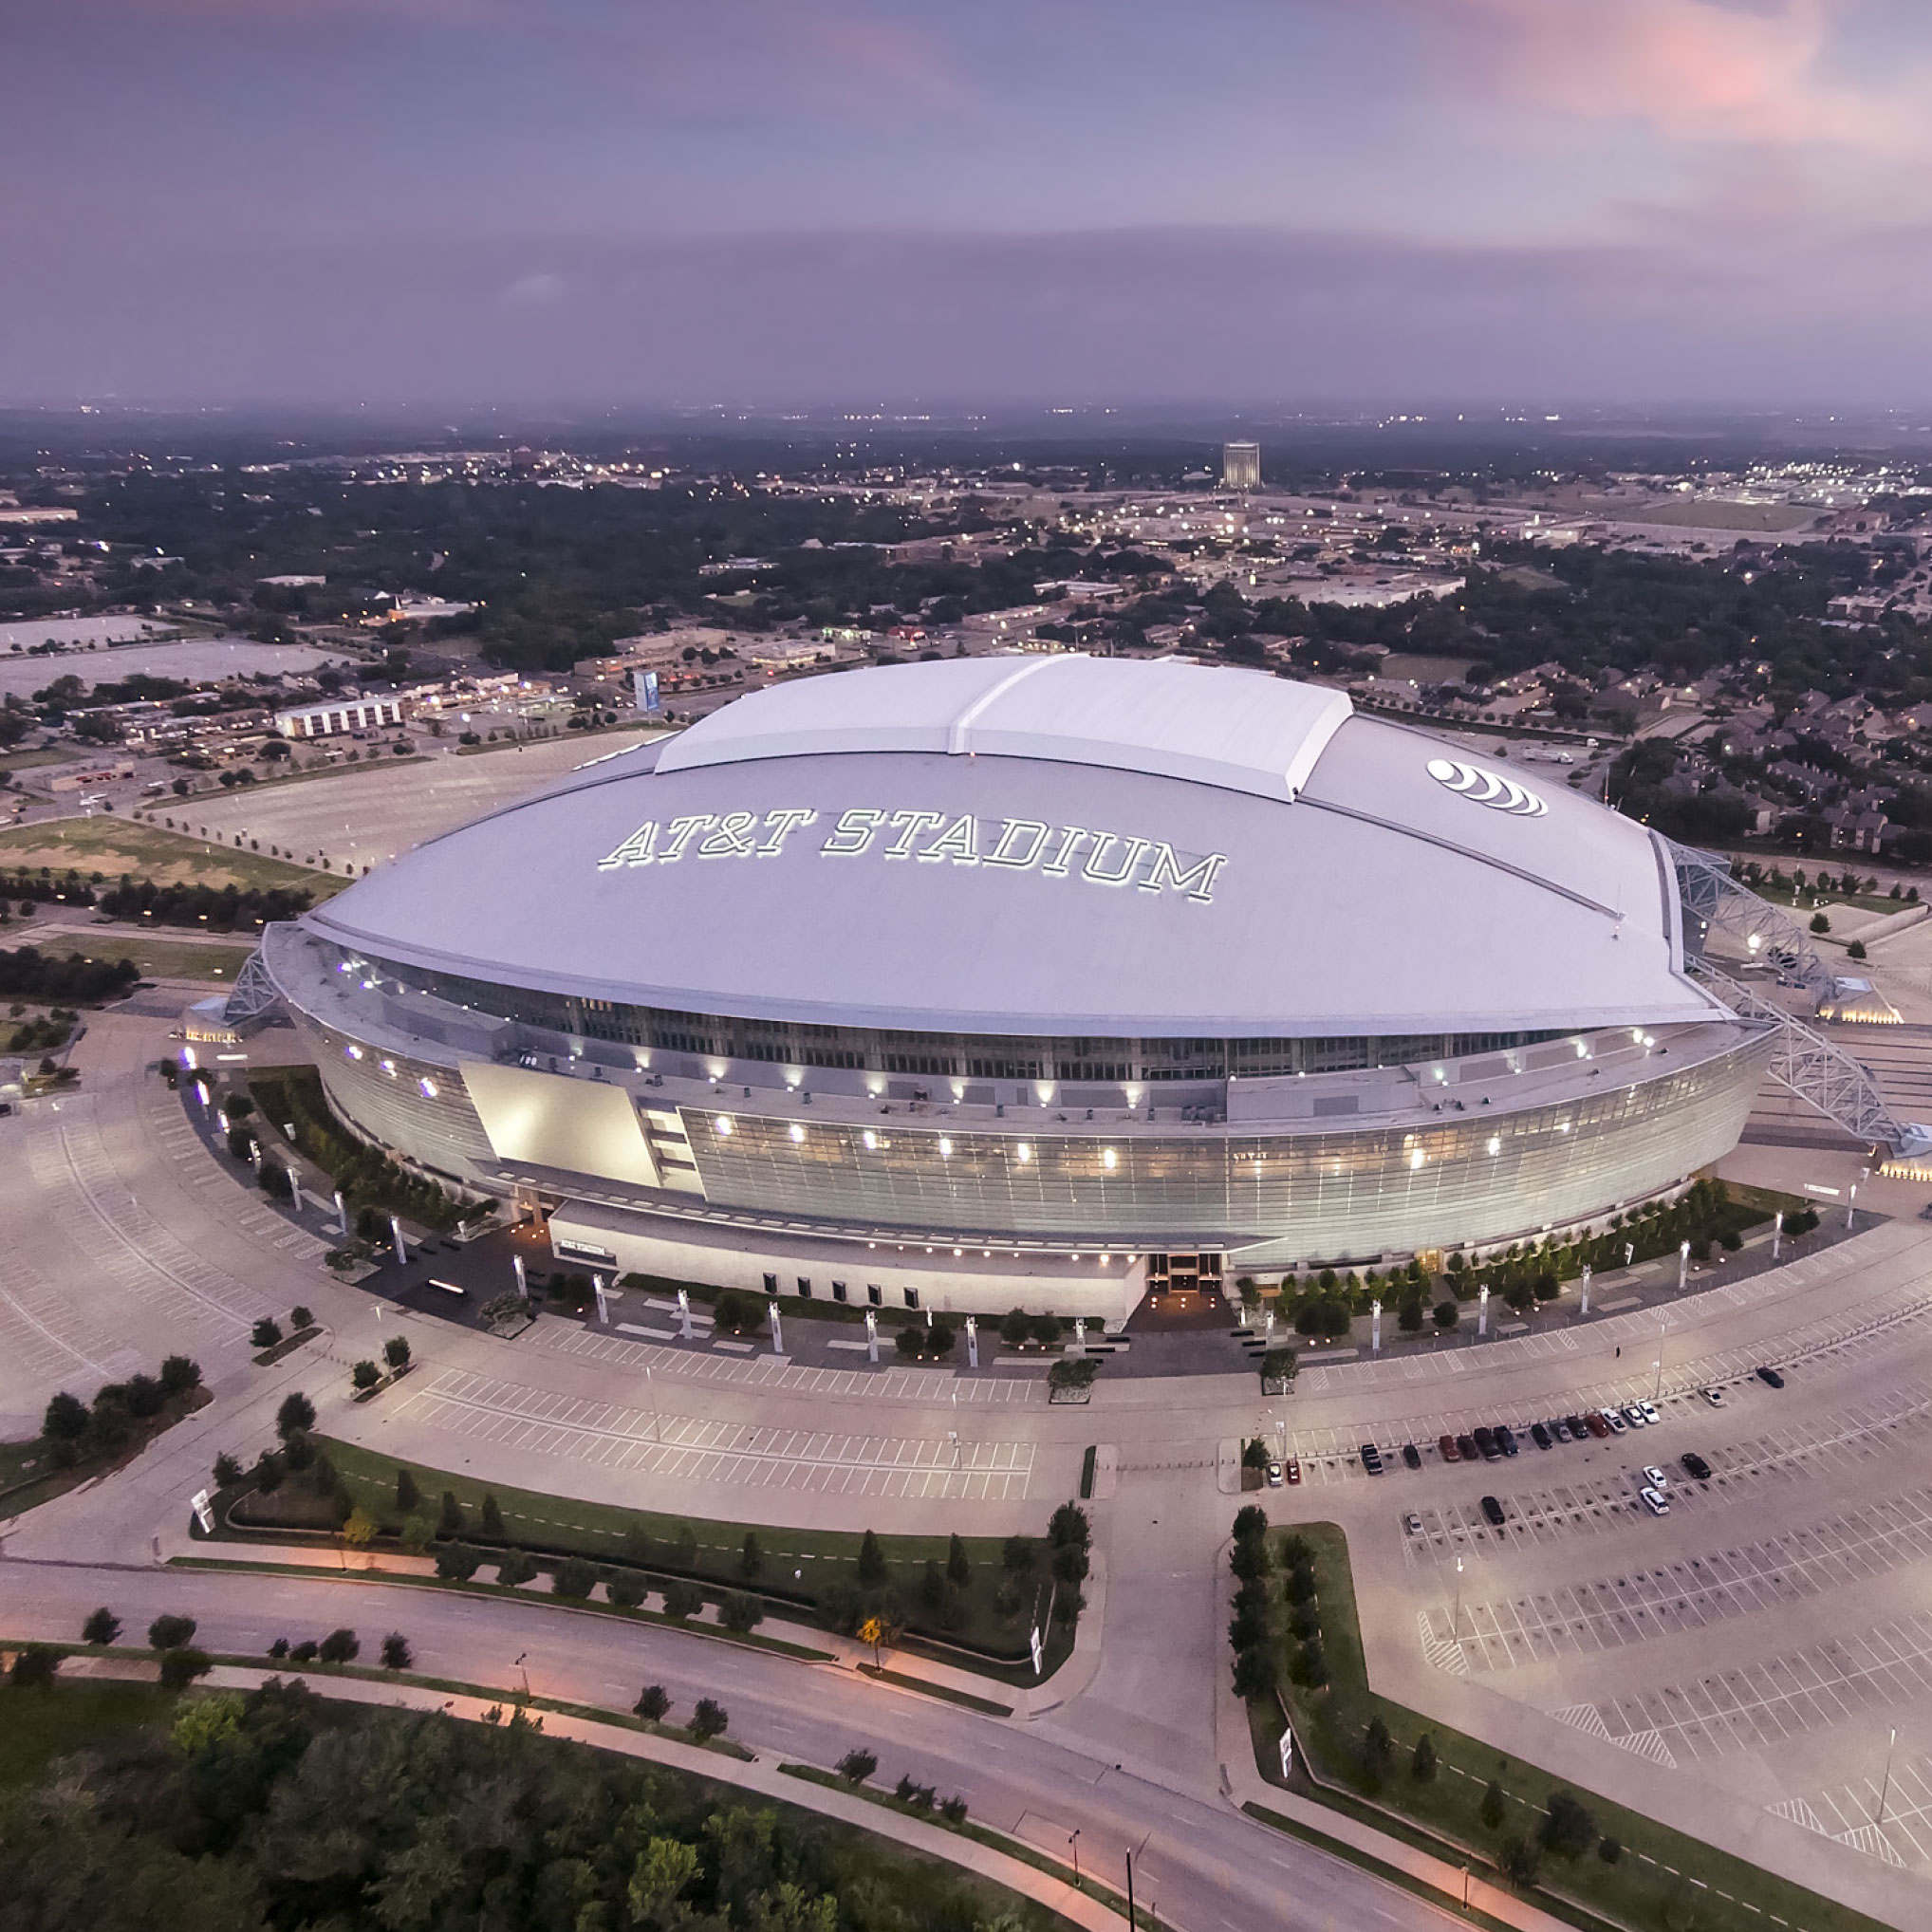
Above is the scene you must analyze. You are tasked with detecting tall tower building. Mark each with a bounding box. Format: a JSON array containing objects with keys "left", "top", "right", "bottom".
[{"left": 1221, "top": 440, "right": 1261, "bottom": 491}]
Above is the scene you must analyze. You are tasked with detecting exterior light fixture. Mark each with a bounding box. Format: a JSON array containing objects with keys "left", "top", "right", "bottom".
[
  {"left": 789, "top": 1123, "right": 805, "bottom": 1143},
  {"left": 418, "top": 1077, "right": 437, "bottom": 1099},
  {"left": 862, "top": 1129, "right": 877, "bottom": 1151},
  {"left": 938, "top": 1137, "right": 953, "bottom": 1157},
  {"left": 714, "top": 1116, "right": 733, "bottom": 1136}
]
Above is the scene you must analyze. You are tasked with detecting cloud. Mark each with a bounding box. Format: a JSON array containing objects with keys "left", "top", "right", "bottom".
[
  {"left": 499, "top": 271, "right": 566, "bottom": 307},
  {"left": 1403, "top": 0, "right": 1921, "bottom": 151}
]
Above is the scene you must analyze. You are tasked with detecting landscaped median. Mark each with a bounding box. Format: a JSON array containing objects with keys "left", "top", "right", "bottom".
[
  {"left": 195, "top": 1433, "right": 1091, "bottom": 1685},
  {"left": 1228, "top": 1514, "right": 1889, "bottom": 1932}
]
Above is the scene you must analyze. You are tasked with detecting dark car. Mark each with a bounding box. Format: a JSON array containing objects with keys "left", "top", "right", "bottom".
[
  {"left": 1583, "top": 1411, "right": 1610, "bottom": 1439},
  {"left": 1439, "top": 1433, "right": 1460, "bottom": 1462},
  {"left": 1551, "top": 1417, "right": 1574, "bottom": 1443},
  {"left": 1756, "top": 1365, "right": 1786, "bottom": 1389},
  {"left": 1566, "top": 1414, "right": 1592, "bottom": 1440},
  {"left": 1402, "top": 1443, "right": 1422, "bottom": 1470},
  {"left": 1530, "top": 1421, "right": 1553, "bottom": 1450},
  {"left": 1680, "top": 1451, "right": 1712, "bottom": 1480},
  {"left": 1456, "top": 1433, "right": 1479, "bottom": 1461},
  {"left": 1474, "top": 1426, "right": 1500, "bottom": 1460},
  {"left": 1361, "top": 1442, "right": 1384, "bottom": 1475},
  {"left": 1479, "top": 1495, "right": 1507, "bottom": 1528},
  {"left": 1495, "top": 1424, "right": 1520, "bottom": 1458}
]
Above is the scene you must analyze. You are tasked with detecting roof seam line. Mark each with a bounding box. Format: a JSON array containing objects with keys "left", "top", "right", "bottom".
[{"left": 944, "top": 654, "right": 1064, "bottom": 756}]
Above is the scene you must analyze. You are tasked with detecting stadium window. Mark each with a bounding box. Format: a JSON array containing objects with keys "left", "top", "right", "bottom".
[
  {"left": 763, "top": 1273, "right": 778, "bottom": 1295},
  {"left": 902, "top": 1286, "right": 920, "bottom": 1310},
  {"left": 796, "top": 1275, "right": 810, "bottom": 1297},
  {"left": 867, "top": 1283, "right": 882, "bottom": 1307},
  {"left": 832, "top": 1280, "right": 848, "bottom": 1303}
]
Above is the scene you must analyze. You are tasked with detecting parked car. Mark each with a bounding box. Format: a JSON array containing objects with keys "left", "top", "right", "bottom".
[
  {"left": 1265, "top": 1458, "right": 1284, "bottom": 1488},
  {"left": 1549, "top": 1418, "right": 1572, "bottom": 1443},
  {"left": 1474, "top": 1426, "right": 1500, "bottom": 1460},
  {"left": 1361, "top": 1442, "right": 1385, "bottom": 1475},
  {"left": 1439, "top": 1433, "right": 1460, "bottom": 1462},
  {"left": 1640, "top": 1486, "right": 1670, "bottom": 1516},
  {"left": 1622, "top": 1403, "right": 1647, "bottom": 1429},
  {"left": 1637, "top": 1400, "right": 1661, "bottom": 1426},
  {"left": 1566, "top": 1414, "right": 1593, "bottom": 1440},
  {"left": 1496, "top": 1425, "right": 1520, "bottom": 1458},
  {"left": 1480, "top": 1495, "right": 1507, "bottom": 1527},
  {"left": 1530, "top": 1421, "right": 1553, "bottom": 1450},
  {"left": 1680, "top": 1452, "right": 1712, "bottom": 1480},
  {"left": 1583, "top": 1411, "right": 1610, "bottom": 1439},
  {"left": 1456, "top": 1433, "right": 1479, "bottom": 1461},
  {"left": 1402, "top": 1443, "right": 1421, "bottom": 1471},
  {"left": 1756, "top": 1365, "right": 1786, "bottom": 1389},
  {"left": 1642, "top": 1465, "right": 1669, "bottom": 1489},
  {"left": 1604, "top": 1408, "right": 1629, "bottom": 1436},
  {"left": 1286, "top": 1458, "right": 1302, "bottom": 1485},
  {"left": 1700, "top": 1386, "right": 1726, "bottom": 1408},
  {"left": 1403, "top": 1512, "right": 1423, "bottom": 1535}
]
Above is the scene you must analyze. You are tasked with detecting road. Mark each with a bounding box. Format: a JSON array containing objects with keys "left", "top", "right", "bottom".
[{"left": 1, "top": 1554, "right": 1454, "bottom": 1932}]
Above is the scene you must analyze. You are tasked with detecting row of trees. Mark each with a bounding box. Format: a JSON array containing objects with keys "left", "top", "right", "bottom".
[
  {"left": 0, "top": 945, "right": 139, "bottom": 1002},
  {"left": 39, "top": 1354, "right": 203, "bottom": 1468}
]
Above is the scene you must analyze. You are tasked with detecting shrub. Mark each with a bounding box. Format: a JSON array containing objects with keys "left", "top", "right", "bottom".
[
  {"left": 251, "top": 1448, "right": 286, "bottom": 1494},
  {"left": 1598, "top": 1836, "right": 1622, "bottom": 1865},
  {"left": 1029, "top": 1312, "right": 1063, "bottom": 1347},
  {"left": 383, "top": 1335, "right": 411, "bottom": 1370},
  {"left": 1540, "top": 1789, "right": 1598, "bottom": 1861},
  {"left": 838, "top": 1748, "right": 878, "bottom": 1785},
  {"left": 1412, "top": 1733, "right": 1438, "bottom": 1783},
  {"left": 720, "top": 1591, "right": 764, "bottom": 1633},
  {"left": 1287, "top": 1642, "right": 1327, "bottom": 1687},
  {"left": 481, "top": 1493, "right": 507, "bottom": 1541},
  {"left": 290, "top": 1305, "right": 313, "bottom": 1329},
  {"left": 268, "top": 1638, "right": 289, "bottom": 1660},
  {"left": 10, "top": 1644, "right": 59, "bottom": 1688},
  {"left": 1848, "top": 938, "right": 1868, "bottom": 960},
  {"left": 158, "top": 1647, "right": 212, "bottom": 1690},
  {"left": 857, "top": 1529, "right": 887, "bottom": 1586},
  {"left": 551, "top": 1556, "right": 598, "bottom": 1601},
  {"left": 939, "top": 1795, "right": 969, "bottom": 1825},
  {"left": 495, "top": 1550, "right": 537, "bottom": 1587},
  {"left": 380, "top": 1632, "right": 412, "bottom": 1670},
  {"left": 1499, "top": 1832, "right": 1542, "bottom": 1889},
  {"left": 1434, "top": 1302, "right": 1459, "bottom": 1330},
  {"left": 275, "top": 1391, "right": 315, "bottom": 1439},
  {"left": 894, "top": 1324, "right": 925, "bottom": 1360},
  {"left": 690, "top": 1698, "right": 728, "bottom": 1740},
  {"left": 289, "top": 1641, "right": 319, "bottom": 1663},
  {"left": 713, "top": 1288, "right": 764, "bottom": 1334},
  {"left": 435, "top": 1543, "right": 480, "bottom": 1582},
  {"left": 739, "top": 1531, "right": 763, "bottom": 1579},
  {"left": 158, "top": 1354, "right": 202, "bottom": 1397},
  {"left": 352, "top": 1359, "right": 380, "bottom": 1391},
  {"left": 999, "top": 1307, "right": 1031, "bottom": 1348},
  {"left": 607, "top": 1570, "right": 647, "bottom": 1609},
  {"left": 81, "top": 1607, "right": 121, "bottom": 1645},
  {"left": 1002, "top": 1534, "right": 1036, "bottom": 1573},
  {"left": 213, "top": 1451, "right": 244, "bottom": 1490},
  {"left": 661, "top": 1579, "right": 705, "bottom": 1621},
  {"left": 634, "top": 1684, "right": 670, "bottom": 1721},
  {"left": 946, "top": 1533, "right": 971, "bottom": 1587},
  {"left": 317, "top": 1627, "right": 360, "bottom": 1663},
  {"left": 1258, "top": 1346, "right": 1298, "bottom": 1387},
  {"left": 395, "top": 1466, "right": 420, "bottom": 1514},
  {"left": 437, "top": 1491, "right": 465, "bottom": 1538},
  {"left": 1480, "top": 1779, "right": 1507, "bottom": 1830},
  {"left": 147, "top": 1613, "right": 196, "bottom": 1651}
]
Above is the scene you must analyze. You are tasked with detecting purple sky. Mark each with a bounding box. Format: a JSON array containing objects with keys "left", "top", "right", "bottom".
[{"left": 6, "top": 0, "right": 1932, "bottom": 408}]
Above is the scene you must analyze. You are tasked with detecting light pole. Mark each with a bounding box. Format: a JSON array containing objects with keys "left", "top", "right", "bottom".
[
  {"left": 1772, "top": 1208, "right": 1784, "bottom": 1259},
  {"left": 1877, "top": 1726, "right": 1899, "bottom": 1829},
  {"left": 1068, "top": 1829, "right": 1081, "bottom": 1887},
  {"left": 514, "top": 1651, "right": 530, "bottom": 1702},
  {"left": 1453, "top": 1553, "right": 1464, "bottom": 1644},
  {"left": 1677, "top": 1238, "right": 1689, "bottom": 1291}
]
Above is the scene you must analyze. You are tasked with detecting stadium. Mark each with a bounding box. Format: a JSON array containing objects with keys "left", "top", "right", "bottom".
[{"left": 252, "top": 655, "right": 1776, "bottom": 1327}]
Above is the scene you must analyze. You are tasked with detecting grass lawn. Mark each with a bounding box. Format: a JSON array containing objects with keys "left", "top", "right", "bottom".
[
  {"left": 0, "top": 817, "right": 344, "bottom": 898},
  {"left": 20, "top": 933, "right": 257, "bottom": 981},
  {"left": 1246, "top": 1521, "right": 1888, "bottom": 1932},
  {"left": 0, "top": 746, "right": 74, "bottom": 771},
  {"left": 227, "top": 1436, "right": 1076, "bottom": 1674},
  {"left": 0, "top": 1681, "right": 178, "bottom": 1793}
]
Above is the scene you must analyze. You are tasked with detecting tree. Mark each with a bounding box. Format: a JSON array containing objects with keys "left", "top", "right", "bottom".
[
  {"left": 147, "top": 1613, "right": 196, "bottom": 1651},
  {"left": 634, "top": 1683, "right": 671, "bottom": 1721},
  {"left": 495, "top": 1549, "right": 537, "bottom": 1587},
  {"left": 661, "top": 1579, "right": 705, "bottom": 1621},
  {"left": 1050, "top": 1501, "right": 1090, "bottom": 1550},
  {"left": 158, "top": 1647, "right": 212, "bottom": 1690},
  {"left": 607, "top": 1570, "right": 647, "bottom": 1608},
  {"left": 1412, "top": 1733, "right": 1438, "bottom": 1783},
  {"left": 999, "top": 1307, "right": 1031, "bottom": 1348},
  {"left": 395, "top": 1466, "right": 420, "bottom": 1514},
  {"left": 317, "top": 1627, "right": 360, "bottom": 1663},
  {"left": 739, "top": 1531, "right": 763, "bottom": 1579},
  {"left": 42, "top": 1390, "right": 88, "bottom": 1442},
  {"left": 275, "top": 1391, "right": 315, "bottom": 1440},
  {"left": 351, "top": 1359, "right": 380, "bottom": 1391},
  {"left": 1030, "top": 1312, "right": 1063, "bottom": 1347},
  {"left": 1232, "top": 1645, "right": 1275, "bottom": 1701},
  {"left": 1499, "top": 1833, "right": 1543, "bottom": 1890},
  {"left": 251, "top": 1317, "right": 284, "bottom": 1350},
  {"left": 437, "top": 1490, "right": 465, "bottom": 1538},
  {"left": 1233, "top": 1504, "right": 1270, "bottom": 1544},
  {"left": 382, "top": 1334, "right": 411, "bottom": 1371},
  {"left": 380, "top": 1632, "right": 412, "bottom": 1670},
  {"left": 1051, "top": 1543, "right": 1089, "bottom": 1586},
  {"left": 946, "top": 1533, "right": 971, "bottom": 1588},
  {"left": 857, "top": 1529, "right": 887, "bottom": 1586},
  {"left": 481, "top": 1493, "right": 506, "bottom": 1541},
  {"left": 720, "top": 1591, "right": 764, "bottom": 1633},
  {"left": 435, "top": 1543, "right": 480, "bottom": 1581},
  {"left": 1002, "top": 1534, "right": 1036, "bottom": 1573},
  {"left": 551, "top": 1556, "right": 597, "bottom": 1600},
  {"left": 690, "top": 1698, "right": 729, "bottom": 1740},
  {"left": 1811, "top": 911, "right": 1830, "bottom": 934},
  {"left": 290, "top": 1305, "right": 313, "bottom": 1329},
  {"left": 342, "top": 1506, "right": 379, "bottom": 1554},
  {"left": 1541, "top": 1789, "right": 1598, "bottom": 1861},
  {"left": 1259, "top": 1346, "right": 1298, "bottom": 1389},
  {"left": 1434, "top": 1301, "right": 1460, "bottom": 1331},
  {"left": 1241, "top": 1437, "right": 1270, "bottom": 1471},
  {"left": 1480, "top": 1779, "right": 1507, "bottom": 1830},
  {"left": 837, "top": 1747, "right": 878, "bottom": 1785},
  {"left": 213, "top": 1451, "right": 244, "bottom": 1490},
  {"left": 82, "top": 1607, "right": 121, "bottom": 1645},
  {"left": 158, "top": 1354, "right": 202, "bottom": 1397}
]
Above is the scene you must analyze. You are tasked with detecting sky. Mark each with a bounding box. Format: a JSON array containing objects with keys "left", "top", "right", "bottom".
[{"left": 6, "top": 0, "right": 1932, "bottom": 410}]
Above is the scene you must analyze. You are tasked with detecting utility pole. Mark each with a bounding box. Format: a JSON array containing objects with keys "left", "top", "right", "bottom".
[{"left": 1877, "top": 1726, "right": 1899, "bottom": 1829}]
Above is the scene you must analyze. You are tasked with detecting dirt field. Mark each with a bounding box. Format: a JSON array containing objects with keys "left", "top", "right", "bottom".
[{"left": 0, "top": 818, "right": 344, "bottom": 897}]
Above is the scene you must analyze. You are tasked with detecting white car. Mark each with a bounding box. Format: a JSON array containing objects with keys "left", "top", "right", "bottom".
[
  {"left": 1638, "top": 1400, "right": 1661, "bottom": 1426},
  {"left": 1640, "top": 1486, "right": 1670, "bottom": 1516},
  {"left": 1623, "top": 1403, "right": 1648, "bottom": 1428},
  {"left": 1403, "top": 1513, "right": 1423, "bottom": 1535},
  {"left": 1642, "top": 1465, "right": 1669, "bottom": 1489},
  {"left": 1700, "top": 1386, "right": 1726, "bottom": 1408},
  {"left": 1603, "top": 1408, "right": 1628, "bottom": 1435}
]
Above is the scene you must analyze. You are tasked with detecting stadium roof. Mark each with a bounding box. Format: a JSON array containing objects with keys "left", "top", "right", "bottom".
[{"left": 305, "top": 657, "right": 1728, "bottom": 1040}]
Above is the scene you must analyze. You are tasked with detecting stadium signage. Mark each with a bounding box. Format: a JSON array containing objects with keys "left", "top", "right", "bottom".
[{"left": 597, "top": 808, "right": 1228, "bottom": 902}]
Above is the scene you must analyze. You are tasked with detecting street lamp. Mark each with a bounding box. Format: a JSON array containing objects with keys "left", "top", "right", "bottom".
[
  {"left": 1068, "top": 1829, "right": 1081, "bottom": 1886},
  {"left": 1453, "top": 1554, "right": 1464, "bottom": 1644},
  {"left": 514, "top": 1651, "right": 530, "bottom": 1702}
]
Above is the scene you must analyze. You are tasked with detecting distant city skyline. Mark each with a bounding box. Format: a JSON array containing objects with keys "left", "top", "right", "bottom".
[{"left": 8, "top": 1, "right": 1932, "bottom": 407}]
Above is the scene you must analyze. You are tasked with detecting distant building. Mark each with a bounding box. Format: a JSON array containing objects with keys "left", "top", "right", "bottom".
[
  {"left": 275, "top": 697, "right": 404, "bottom": 739},
  {"left": 1221, "top": 441, "right": 1261, "bottom": 492}
]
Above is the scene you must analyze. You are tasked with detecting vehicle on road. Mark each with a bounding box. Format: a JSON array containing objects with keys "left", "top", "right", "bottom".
[
  {"left": 1530, "top": 1421, "right": 1553, "bottom": 1450},
  {"left": 1642, "top": 1465, "right": 1669, "bottom": 1489},
  {"left": 1637, "top": 1400, "right": 1661, "bottom": 1426},
  {"left": 1401, "top": 1443, "right": 1421, "bottom": 1470},
  {"left": 1640, "top": 1486, "right": 1670, "bottom": 1516},
  {"left": 1361, "top": 1443, "right": 1384, "bottom": 1475},
  {"left": 1479, "top": 1495, "right": 1506, "bottom": 1527},
  {"left": 1756, "top": 1365, "right": 1786, "bottom": 1389},
  {"left": 1700, "top": 1386, "right": 1726, "bottom": 1407},
  {"left": 1266, "top": 1458, "right": 1284, "bottom": 1488},
  {"left": 1439, "top": 1433, "right": 1460, "bottom": 1462},
  {"left": 1285, "top": 1458, "right": 1302, "bottom": 1485},
  {"left": 1583, "top": 1412, "right": 1609, "bottom": 1439},
  {"left": 1403, "top": 1512, "right": 1422, "bottom": 1534},
  {"left": 1680, "top": 1452, "right": 1712, "bottom": 1480},
  {"left": 1496, "top": 1424, "right": 1519, "bottom": 1457}
]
